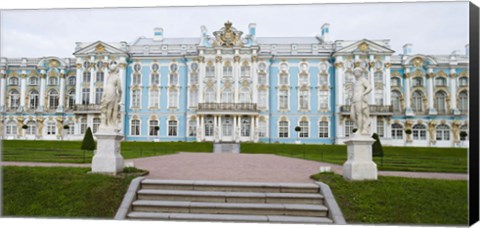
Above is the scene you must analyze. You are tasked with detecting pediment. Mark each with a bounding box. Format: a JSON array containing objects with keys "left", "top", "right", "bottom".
[
  {"left": 334, "top": 39, "right": 395, "bottom": 55},
  {"left": 73, "top": 41, "right": 127, "bottom": 56}
]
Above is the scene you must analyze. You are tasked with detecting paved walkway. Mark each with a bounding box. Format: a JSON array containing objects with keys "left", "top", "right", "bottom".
[{"left": 1, "top": 152, "right": 468, "bottom": 182}]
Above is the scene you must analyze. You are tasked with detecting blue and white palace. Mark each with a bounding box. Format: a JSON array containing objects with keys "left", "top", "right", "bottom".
[{"left": 0, "top": 22, "right": 469, "bottom": 147}]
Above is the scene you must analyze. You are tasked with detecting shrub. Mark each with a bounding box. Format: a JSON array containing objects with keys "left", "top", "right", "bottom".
[
  {"left": 405, "top": 129, "right": 412, "bottom": 135},
  {"left": 372, "top": 133, "right": 384, "bottom": 157},
  {"left": 295, "top": 126, "right": 301, "bottom": 132},
  {"left": 352, "top": 128, "right": 358, "bottom": 133},
  {"left": 22, "top": 125, "right": 28, "bottom": 130},
  {"left": 63, "top": 125, "right": 70, "bottom": 129},
  {"left": 460, "top": 131, "right": 468, "bottom": 138},
  {"left": 81, "top": 127, "right": 96, "bottom": 151}
]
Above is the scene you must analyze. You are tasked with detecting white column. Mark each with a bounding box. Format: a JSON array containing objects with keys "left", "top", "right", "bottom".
[
  {"left": 197, "top": 115, "right": 202, "bottom": 142},
  {"left": 234, "top": 56, "right": 240, "bottom": 103},
  {"left": 0, "top": 72, "right": 6, "bottom": 112},
  {"left": 404, "top": 68, "right": 413, "bottom": 116},
  {"left": 89, "top": 61, "right": 95, "bottom": 104},
  {"left": 58, "top": 71, "right": 66, "bottom": 112},
  {"left": 39, "top": 71, "right": 46, "bottom": 111},
  {"left": 334, "top": 57, "right": 344, "bottom": 108},
  {"left": 251, "top": 56, "right": 258, "bottom": 104},
  {"left": 215, "top": 56, "right": 221, "bottom": 103},
  {"left": 384, "top": 59, "right": 391, "bottom": 105},
  {"left": 250, "top": 115, "right": 254, "bottom": 141},
  {"left": 75, "top": 62, "right": 83, "bottom": 105},
  {"left": 369, "top": 55, "right": 375, "bottom": 104},
  {"left": 214, "top": 115, "right": 218, "bottom": 142},
  {"left": 198, "top": 58, "right": 205, "bottom": 103},
  {"left": 20, "top": 72, "right": 27, "bottom": 111},
  {"left": 450, "top": 68, "right": 459, "bottom": 115},
  {"left": 427, "top": 68, "right": 436, "bottom": 115},
  {"left": 232, "top": 114, "right": 237, "bottom": 140},
  {"left": 255, "top": 116, "right": 259, "bottom": 142},
  {"left": 218, "top": 115, "right": 222, "bottom": 141}
]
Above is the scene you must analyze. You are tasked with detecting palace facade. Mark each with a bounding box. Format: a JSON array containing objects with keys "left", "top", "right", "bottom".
[{"left": 0, "top": 22, "right": 469, "bottom": 147}]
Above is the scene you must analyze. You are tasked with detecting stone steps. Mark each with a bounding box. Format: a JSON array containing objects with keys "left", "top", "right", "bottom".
[
  {"left": 213, "top": 143, "right": 240, "bottom": 153},
  {"left": 116, "top": 178, "right": 346, "bottom": 224}
]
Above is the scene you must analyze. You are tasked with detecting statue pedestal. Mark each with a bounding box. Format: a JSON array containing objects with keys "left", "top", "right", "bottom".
[
  {"left": 92, "top": 129, "right": 124, "bottom": 175},
  {"left": 342, "top": 134, "right": 378, "bottom": 181}
]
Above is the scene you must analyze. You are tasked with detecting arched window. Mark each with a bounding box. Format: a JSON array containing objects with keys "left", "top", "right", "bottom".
[
  {"left": 205, "top": 88, "right": 215, "bottom": 103},
  {"left": 131, "top": 89, "right": 141, "bottom": 108},
  {"left": 435, "top": 77, "right": 447, "bottom": 86},
  {"left": 240, "top": 87, "right": 251, "bottom": 103},
  {"left": 46, "top": 121, "right": 56, "bottom": 135},
  {"left": 6, "top": 120, "right": 17, "bottom": 136},
  {"left": 29, "top": 90, "right": 39, "bottom": 110},
  {"left": 96, "top": 71, "right": 104, "bottom": 83},
  {"left": 68, "top": 76, "right": 76, "bottom": 86},
  {"left": 318, "top": 91, "right": 329, "bottom": 110},
  {"left": 149, "top": 120, "right": 159, "bottom": 136},
  {"left": 436, "top": 124, "right": 450, "bottom": 141},
  {"left": 299, "top": 89, "right": 309, "bottom": 110},
  {"left": 258, "top": 90, "right": 268, "bottom": 109},
  {"left": 345, "top": 120, "right": 354, "bottom": 137},
  {"left": 412, "top": 77, "right": 423, "bottom": 87},
  {"left": 80, "top": 118, "right": 87, "bottom": 134},
  {"left": 68, "top": 90, "right": 75, "bottom": 108},
  {"left": 259, "top": 118, "right": 267, "bottom": 137},
  {"left": 391, "top": 123, "right": 403, "bottom": 139},
  {"left": 188, "top": 119, "right": 197, "bottom": 137},
  {"left": 169, "top": 73, "right": 178, "bottom": 85},
  {"left": 130, "top": 119, "right": 140, "bottom": 136},
  {"left": 168, "top": 120, "right": 178, "bottom": 136},
  {"left": 83, "top": 72, "right": 91, "bottom": 83},
  {"left": 459, "top": 77, "right": 468, "bottom": 86},
  {"left": 391, "top": 77, "right": 401, "bottom": 87},
  {"left": 82, "top": 88, "right": 90, "bottom": 105},
  {"left": 133, "top": 63, "right": 142, "bottom": 72},
  {"left": 241, "top": 62, "right": 250, "bottom": 77},
  {"left": 279, "top": 90, "right": 288, "bottom": 109},
  {"left": 279, "top": 120, "right": 289, "bottom": 138},
  {"left": 412, "top": 91, "right": 424, "bottom": 113},
  {"left": 9, "top": 77, "right": 19, "bottom": 85},
  {"left": 151, "top": 63, "right": 159, "bottom": 72},
  {"left": 318, "top": 121, "right": 329, "bottom": 138},
  {"left": 458, "top": 91, "right": 468, "bottom": 113},
  {"left": 299, "top": 120, "right": 309, "bottom": 138},
  {"left": 26, "top": 121, "right": 37, "bottom": 135},
  {"left": 434, "top": 91, "right": 447, "bottom": 114},
  {"left": 223, "top": 62, "right": 233, "bottom": 77},
  {"left": 151, "top": 72, "right": 160, "bottom": 85},
  {"left": 9, "top": 90, "right": 20, "bottom": 109},
  {"left": 149, "top": 89, "right": 159, "bottom": 108},
  {"left": 279, "top": 72, "right": 288, "bottom": 85},
  {"left": 206, "top": 62, "right": 215, "bottom": 77},
  {"left": 29, "top": 77, "right": 39, "bottom": 85},
  {"left": 391, "top": 91, "right": 402, "bottom": 113},
  {"left": 412, "top": 124, "right": 427, "bottom": 140},
  {"left": 168, "top": 89, "right": 178, "bottom": 108},
  {"left": 222, "top": 88, "right": 233, "bottom": 103},
  {"left": 48, "top": 90, "right": 59, "bottom": 109},
  {"left": 376, "top": 119, "right": 385, "bottom": 137},
  {"left": 241, "top": 117, "right": 251, "bottom": 137},
  {"left": 132, "top": 73, "right": 141, "bottom": 85},
  {"left": 95, "top": 88, "right": 103, "bottom": 105},
  {"left": 299, "top": 72, "right": 308, "bottom": 85},
  {"left": 204, "top": 116, "right": 214, "bottom": 137}
]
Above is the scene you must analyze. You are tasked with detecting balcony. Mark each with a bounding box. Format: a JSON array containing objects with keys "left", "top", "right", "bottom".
[
  {"left": 340, "top": 105, "right": 393, "bottom": 115},
  {"left": 73, "top": 104, "right": 101, "bottom": 114},
  {"left": 197, "top": 103, "right": 258, "bottom": 113}
]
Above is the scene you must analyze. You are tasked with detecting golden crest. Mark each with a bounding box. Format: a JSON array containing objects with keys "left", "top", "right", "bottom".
[
  {"left": 95, "top": 44, "right": 106, "bottom": 53},
  {"left": 412, "top": 57, "right": 423, "bottom": 68},
  {"left": 49, "top": 60, "right": 59, "bottom": 68},
  {"left": 358, "top": 42, "right": 369, "bottom": 52},
  {"left": 213, "top": 21, "right": 243, "bottom": 48}
]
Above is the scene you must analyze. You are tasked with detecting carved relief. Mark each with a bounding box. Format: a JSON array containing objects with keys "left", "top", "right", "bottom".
[{"left": 428, "top": 120, "right": 437, "bottom": 143}]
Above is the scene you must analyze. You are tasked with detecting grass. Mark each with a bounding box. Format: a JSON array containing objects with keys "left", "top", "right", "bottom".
[
  {"left": 1, "top": 140, "right": 213, "bottom": 163},
  {"left": 2, "top": 166, "right": 142, "bottom": 218},
  {"left": 311, "top": 172, "right": 468, "bottom": 225},
  {"left": 241, "top": 143, "right": 468, "bottom": 173}
]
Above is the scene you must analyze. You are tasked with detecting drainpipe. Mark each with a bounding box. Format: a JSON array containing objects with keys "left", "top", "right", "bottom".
[
  {"left": 268, "top": 55, "right": 275, "bottom": 144},
  {"left": 182, "top": 55, "right": 188, "bottom": 142}
]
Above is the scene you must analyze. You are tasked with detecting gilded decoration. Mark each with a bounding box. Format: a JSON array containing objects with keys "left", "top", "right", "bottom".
[
  {"left": 233, "top": 56, "right": 241, "bottom": 63},
  {"left": 95, "top": 44, "right": 106, "bottom": 53},
  {"left": 215, "top": 56, "right": 222, "bottom": 63},
  {"left": 358, "top": 42, "right": 369, "bottom": 52},
  {"left": 450, "top": 73, "right": 457, "bottom": 79},
  {"left": 384, "top": 63, "right": 391, "bottom": 69},
  {"left": 49, "top": 60, "right": 59, "bottom": 68},
  {"left": 412, "top": 57, "right": 423, "bottom": 68},
  {"left": 213, "top": 21, "right": 243, "bottom": 48},
  {"left": 427, "top": 73, "right": 435, "bottom": 78},
  {"left": 334, "top": 62, "right": 343, "bottom": 69}
]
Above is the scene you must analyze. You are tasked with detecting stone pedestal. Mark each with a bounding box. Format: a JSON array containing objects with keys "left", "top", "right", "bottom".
[
  {"left": 92, "top": 129, "right": 124, "bottom": 175},
  {"left": 343, "top": 134, "right": 378, "bottom": 181}
]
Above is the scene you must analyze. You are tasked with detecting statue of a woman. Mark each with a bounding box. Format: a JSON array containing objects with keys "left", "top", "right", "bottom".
[
  {"left": 100, "top": 62, "right": 122, "bottom": 132},
  {"left": 350, "top": 68, "right": 372, "bottom": 135}
]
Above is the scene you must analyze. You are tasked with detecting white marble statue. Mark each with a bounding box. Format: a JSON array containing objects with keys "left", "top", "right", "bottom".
[
  {"left": 100, "top": 62, "right": 122, "bottom": 131},
  {"left": 350, "top": 68, "right": 372, "bottom": 135}
]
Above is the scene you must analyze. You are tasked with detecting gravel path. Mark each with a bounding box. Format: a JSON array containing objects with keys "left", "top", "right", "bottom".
[{"left": 1, "top": 152, "right": 468, "bottom": 182}]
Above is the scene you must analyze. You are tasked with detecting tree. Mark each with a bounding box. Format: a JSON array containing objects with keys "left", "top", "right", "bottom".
[
  {"left": 81, "top": 127, "right": 96, "bottom": 163},
  {"left": 295, "top": 126, "right": 301, "bottom": 142},
  {"left": 371, "top": 133, "right": 384, "bottom": 167}
]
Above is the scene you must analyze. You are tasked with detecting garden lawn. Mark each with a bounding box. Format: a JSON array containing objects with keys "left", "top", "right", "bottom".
[
  {"left": 241, "top": 143, "right": 467, "bottom": 173},
  {"left": 311, "top": 172, "right": 468, "bottom": 225},
  {"left": 2, "top": 140, "right": 213, "bottom": 163},
  {"left": 2, "top": 166, "right": 139, "bottom": 218}
]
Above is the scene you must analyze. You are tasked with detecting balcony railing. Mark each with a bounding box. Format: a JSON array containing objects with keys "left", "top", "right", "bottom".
[
  {"left": 73, "top": 104, "right": 101, "bottom": 113},
  {"left": 340, "top": 105, "right": 393, "bottom": 115},
  {"left": 198, "top": 103, "right": 258, "bottom": 112}
]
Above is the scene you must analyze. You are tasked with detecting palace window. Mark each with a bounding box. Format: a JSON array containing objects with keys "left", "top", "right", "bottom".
[
  {"left": 68, "top": 90, "right": 75, "bottom": 108},
  {"left": 26, "top": 121, "right": 37, "bottom": 135},
  {"left": 48, "top": 90, "right": 59, "bottom": 109},
  {"left": 206, "top": 62, "right": 215, "bottom": 77},
  {"left": 96, "top": 71, "right": 104, "bottom": 83},
  {"left": 170, "top": 63, "right": 178, "bottom": 72},
  {"left": 205, "top": 88, "right": 215, "bottom": 103},
  {"left": 131, "top": 89, "right": 141, "bottom": 108},
  {"left": 458, "top": 91, "right": 468, "bottom": 113},
  {"left": 204, "top": 116, "right": 214, "bottom": 137},
  {"left": 191, "top": 62, "right": 199, "bottom": 72},
  {"left": 319, "top": 73, "right": 328, "bottom": 86},
  {"left": 80, "top": 118, "right": 87, "bottom": 135},
  {"left": 189, "top": 89, "right": 198, "bottom": 107},
  {"left": 169, "top": 73, "right": 178, "bottom": 85},
  {"left": 459, "top": 77, "right": 468, "bottom": 86},
  {"left": 391, "top": 77, "right": 401, "bottom": 87},
  {"left": 318, "top": 91, "right": 329, "bottom": 110},
  {"left": 376, "top": 119, "right": 385, "bottom": 137},
  {"left": 391, "top": 123, "right": 403, "bottom": 139},
  {"left": 299, "top": 90, "right": 309, "bottom": 110},
  {"left": 345, "top": 71, "right": 353, "bottom": 83},
  {"left": 95, "top": 88, "right": 103, "bottom": 105},
  {"left": 29, "top": 77, "right": 39, "bottom": 85},
  {"left": 279, "top": 90, "right": 288, "bottom": 110},
  {"left": 47, "top": 121, "right": 56, "bottom": 135},
  {"left": 9, "top": 90, "right": 20, "bottom": 109},
  {"left": 190, "top": 73, "right": 198, "bottom": 85},
  {"left": 391, "top": 91, "right": 402, "bottom": 113},
  {"left": 241, "top": 62, "right": 250, "bottom": 77},
  {"left": 188, "top": 119, "right": 196, "bottom": 137},
  {"left": 6, "top": 120, "right": 17, "bottom": 136},
  {"left": 168, "top": 90, "right": 178, "bottom": 108},
  {"left": 240, "top": 87, "right": 251, "bottom": 103},
  {"left": 29, "top": 90, "right": 39, "bottom": 110},
  {"left": 66, "top": 121, "right": 75, "bottom": 135},
  {"left": 299, "top": 120, "right": 309, "bottom": 138},
  {"left": 412, "top": 91, "right": 424, "bottom": 113},
  {"left": 259, "top": 119, "right": 267, "bottom": 137},
  {"left": 258, "top": 73, "right": 267, "bottom": 85},
  {"left": 412, "top": 124, "right": 427, "bottom": 140},
  {"left": 412, "top": 77, "right": 423, "bottom": 87},
  {"left": 374, "top": 71, "right": 383, "bottom": 83},
  {"left": 130, "top": 119, "right": 140, "bottom": 136},
  {"left": 436, "top": 124, "right": 450, "bottom": 141},
  {"left": 150, "top": 90, "right": 159, "bottom": 108},
  {"left": 258, "top": 90, "right": 268, "bottom": 109},
  {"left": 151, "top": 73, "right": 160, "bottom": 86},
  {"left": 68, "top": 76, "right": 76, "bottom": 86},
  {"left": 149, "top": 120, "right": 159, "bottom": 136},
  {"left": 168, "top": 120, "right": 178, "bottom": 136},
  {"left": 345, "top": 120, "right": 354, "bottom": 137},
  {"left": 48, "top": 77, "right": 58, "bottom": 86},
  {"left": 241, "top": 117, "right": 251, "bottom": 137},
  {"left": 434, "top": 91, "right": 447, "bottom": 114},
  {"left": 435, "top": 77, "right": 447, "bottom": 86},
  {"left": 152, "top": 63, "right": 159, "bottom": 72},
  {"left": 279, "top": 120, "right": 289, "bottom": 138},
  {"left": 93, "top": 118, "right": 101, "bottom": 133},
  {"left": 375, "top": 89, "right": 384, "bottom": 105},
  {"left": 318, "top": 121, "right": 329, "bottom": 138},
  {"left": 279, "top": 72, "right": 288, "bottom": 85},
  {"left": 83, "top": 72, "right": 91, "bottom": 83},
  {"left": 460, "top": 125, "right": 468, "bottom": 141},
  {"left": 133, "top": 63, "right": 142, "bottom": 72},
  {"left": 82, "top": 88, "right": 90, "bottom": 105},
  {"left": 299, "top": 72, "right": 308, "bottom": 85},
  {"left": 133, "top": 73, "right": 141, "bottom": 85},
  {"left": 8, "top": 77, "right": 19, "bottom": 85},
  {"left": 223, "top": 62, "right": 233, "bottom": 77}
]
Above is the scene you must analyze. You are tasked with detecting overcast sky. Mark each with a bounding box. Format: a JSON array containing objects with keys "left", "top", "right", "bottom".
[{"left": 0, "top": 1, "right": 469, "bottom": 58}]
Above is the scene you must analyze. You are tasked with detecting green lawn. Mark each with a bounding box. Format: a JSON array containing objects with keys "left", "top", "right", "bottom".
[
  {"left": 241, "top": 143, "right": 468, "bottom": 173},
  {"left": 311, "top": 172, "right": 468, "bottom": 225},
  {"left": 2, "top": 166, "right": 140, "bottom": 218},
  {"left": 1, "top": 140, "right": 213, "bottom": 163}
]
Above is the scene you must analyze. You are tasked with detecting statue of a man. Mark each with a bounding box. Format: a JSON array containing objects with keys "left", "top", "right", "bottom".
[
  {"left": 100, "top": 62, "right": 122, "bottom": 131},
  {"left": 350, "top": 68, "right": 372, "bottom": 135}
]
